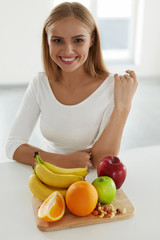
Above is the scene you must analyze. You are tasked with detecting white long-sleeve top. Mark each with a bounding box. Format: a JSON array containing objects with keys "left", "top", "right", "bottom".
[{"left": 5, "top": 72, "right": 114, "bottom": 159}]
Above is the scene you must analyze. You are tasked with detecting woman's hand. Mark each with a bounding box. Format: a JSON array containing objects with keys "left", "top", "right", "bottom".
[
  {"left": 64, "top": 148, "right": 92, "bottom": 168},
  {"left": 114, "top": 70, "right": 138, "bottom": 112}
]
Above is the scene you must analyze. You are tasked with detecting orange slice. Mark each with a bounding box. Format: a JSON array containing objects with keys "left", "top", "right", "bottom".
[{"left": 38, "top": 191, "right": 65, "bottom": 222}]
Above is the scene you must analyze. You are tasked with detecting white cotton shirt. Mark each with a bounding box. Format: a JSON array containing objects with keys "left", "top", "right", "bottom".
[{"left": 5, "top": 72, "right": 115, "bottom": 159}]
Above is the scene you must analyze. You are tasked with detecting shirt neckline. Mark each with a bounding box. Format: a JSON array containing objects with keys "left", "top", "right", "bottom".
[{"left": 45, "top": 75, "right": 111, "bottom": 108}]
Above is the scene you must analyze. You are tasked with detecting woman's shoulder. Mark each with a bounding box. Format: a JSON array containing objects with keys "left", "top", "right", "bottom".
[
  {"left": 26, "top": 72, "right": 49, "bottom": 98},
  {"left": 98, "top": 73, "right": 115, "bottom": 102},
  {"left": 106, "top": 73, "right": 114, "bottom": 82},
  {"left": 32, "top": 72, "right": 48, "bottom": 83},
  {"left": 102, "top": 73, "right": 114, "bottom": 90},
  {"left": 29, "top": 72, "right": 49, "bottom": 89}
]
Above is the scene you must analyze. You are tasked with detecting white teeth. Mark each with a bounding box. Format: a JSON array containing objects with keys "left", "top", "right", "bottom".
[{"left": 61, "top": 57, "right": 76, "bottom": 62}]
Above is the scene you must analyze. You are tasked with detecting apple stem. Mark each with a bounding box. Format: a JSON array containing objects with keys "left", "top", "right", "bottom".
[{"left": 99, "top": 178, "right": 104, "bottom": 182}]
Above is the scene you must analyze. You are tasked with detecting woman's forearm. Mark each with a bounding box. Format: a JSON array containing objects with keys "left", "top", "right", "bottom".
[
  {"left": 91, "top": 107, "right": 130, "bottom": 168},
  {"left": 13, "top": 144, "right": 91, "bottom": 168},
  {"left": 13, "top": 144, "right": 64, "bottom": 167},
  {"left": 91, "top": 70, "right": 138, "bottom": 168}
]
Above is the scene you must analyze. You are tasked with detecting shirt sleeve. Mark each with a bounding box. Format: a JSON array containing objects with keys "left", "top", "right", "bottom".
[
  {"left": 92, "top": 101, "right": 114, "bottom": 144},
  {"left": 5, "top": 75, "right": 40, "bottom": 159}
]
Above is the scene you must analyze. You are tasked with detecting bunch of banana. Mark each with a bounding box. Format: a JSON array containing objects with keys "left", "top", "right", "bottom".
[
  {"left": 35, "top": 153, "right": 88, "bottom": 177},
  {"left": 28, "top": 152, "right": 88, "bottom": 201},
  {"left": 28, "top": 171, "right": 67, "bottom": 201}
]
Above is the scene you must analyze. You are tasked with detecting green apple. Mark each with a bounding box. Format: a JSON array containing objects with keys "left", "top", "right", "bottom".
[{"left": 92, "top": 176, "right": 116, "bottom": 204}]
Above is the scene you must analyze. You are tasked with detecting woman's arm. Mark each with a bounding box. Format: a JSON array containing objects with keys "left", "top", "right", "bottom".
[
  {"left": 13, "top": 143, "right": 91, "bottom": 168},
  {"left": 91, "top": 70, "right": 138, "bottom": 168}
]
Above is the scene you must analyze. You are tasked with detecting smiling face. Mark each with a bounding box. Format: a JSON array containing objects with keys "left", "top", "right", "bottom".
[{"left": 47, "top": 17, "right": 93, "bottom": 74}]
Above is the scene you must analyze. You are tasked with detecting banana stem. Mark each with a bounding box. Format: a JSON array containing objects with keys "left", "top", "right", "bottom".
[{"left": 34, "top": 152, "right": 44, "bottom": 164}]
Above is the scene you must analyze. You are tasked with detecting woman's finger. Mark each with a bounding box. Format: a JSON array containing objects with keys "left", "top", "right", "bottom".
[
  {"left": 114, "top": 73, "right": 119, "bottom": 81},
  {"left": 124, "top": 74, "right": 131, "bottom": 79},
  {"left": 125, "top": 70, "right": 137, "bottom": 80}
]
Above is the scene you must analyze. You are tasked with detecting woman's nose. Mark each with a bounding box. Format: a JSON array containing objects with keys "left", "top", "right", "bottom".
[{"left": 63, "top": 43, "right": 74, "bottom": 55}]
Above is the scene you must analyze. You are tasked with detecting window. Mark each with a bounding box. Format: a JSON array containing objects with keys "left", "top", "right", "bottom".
[{"left": 52, "top": 0, "right": 140, "bottom": 64}]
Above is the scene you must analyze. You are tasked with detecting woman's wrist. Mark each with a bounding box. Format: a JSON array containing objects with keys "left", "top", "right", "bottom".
[{"left": 113, "top": 104, "right": 131, "bottom": 116}]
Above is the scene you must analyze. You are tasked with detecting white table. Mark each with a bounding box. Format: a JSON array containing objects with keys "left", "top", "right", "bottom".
[{"left": 0, "top": 146, "right": 160, "bottom": 240}]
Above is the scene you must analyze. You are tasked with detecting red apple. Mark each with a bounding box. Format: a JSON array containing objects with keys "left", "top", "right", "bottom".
[{"left": 97, "top": 156, "right": 127, "bottom": 189}]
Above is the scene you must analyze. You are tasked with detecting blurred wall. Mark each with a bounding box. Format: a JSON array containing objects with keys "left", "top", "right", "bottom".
[
  {"left": 0, "top": 0, "right": 160, "bottom": 85},
  {"left": 0, "top": 0, "right": 50, "bottom": 85},
  {"left": 109, "top": 0, "right": 160, "bottom": 77}
]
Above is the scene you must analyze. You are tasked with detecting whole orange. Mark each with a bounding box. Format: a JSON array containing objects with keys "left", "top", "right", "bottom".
[{"left": 66, "top": 181, "right": 98, "bottom": 216}]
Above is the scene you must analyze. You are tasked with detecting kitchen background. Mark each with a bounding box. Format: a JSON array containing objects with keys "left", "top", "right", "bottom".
[{"left": 0, "top": 0, "right": 160, "bottom": 162}]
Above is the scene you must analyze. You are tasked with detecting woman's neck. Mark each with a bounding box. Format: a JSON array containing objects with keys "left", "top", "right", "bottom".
[{"left": 60, "top": 68, "right": 90, "bottom": 88}]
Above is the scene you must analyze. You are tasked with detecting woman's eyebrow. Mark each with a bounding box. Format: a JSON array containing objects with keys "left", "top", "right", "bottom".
[
  {"left": 51, "top": 35, "right": 63, "bottom": 39},
  {"left": 72, "top": 34, "right": 86, "bottom": 38},
  {"left": 51, "top": 34, "right": 86, "bottom": 39}
]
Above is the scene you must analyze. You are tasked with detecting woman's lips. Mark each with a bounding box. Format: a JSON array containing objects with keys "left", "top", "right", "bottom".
[{"left": 59, "top": 56, "right": 78, "bottom": 64}]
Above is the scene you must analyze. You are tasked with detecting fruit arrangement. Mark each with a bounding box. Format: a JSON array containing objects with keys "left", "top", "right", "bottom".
[
  {"left": 28, "top": 152, "right": 88, "bottom": 201},
  {"left": 28, "top": 153, "right": 127, "bottom": 222}
]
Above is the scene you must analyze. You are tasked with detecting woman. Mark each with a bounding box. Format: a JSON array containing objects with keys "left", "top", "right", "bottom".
[{"left": 5, "top": 2, "right": 138, "bottom": 168}]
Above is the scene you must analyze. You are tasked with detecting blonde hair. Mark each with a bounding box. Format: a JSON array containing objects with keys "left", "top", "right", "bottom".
[{"left": 42, "top": 2, "right": 109, "bottom": 82}]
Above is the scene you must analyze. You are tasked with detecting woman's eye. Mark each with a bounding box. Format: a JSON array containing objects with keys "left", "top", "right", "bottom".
[
  {"left": 52, "top": 39, "right": 62, "bottom": 44},
  {"left": 74, "top": 39, "right": 83, "bottom": 43}
]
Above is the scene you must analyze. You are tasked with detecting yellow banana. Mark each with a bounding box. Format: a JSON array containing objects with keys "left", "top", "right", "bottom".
[
  {"left": 28, "top": 172, "right": 67, "bottom": 201},
  {"left": 34, "top": 162, "right": 83, "bottom": 188},
  {"left": 34, "top": 152, "right": 88, "bottom": 177}
]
